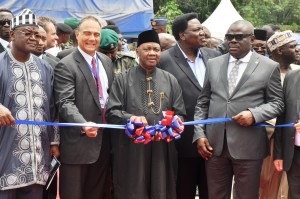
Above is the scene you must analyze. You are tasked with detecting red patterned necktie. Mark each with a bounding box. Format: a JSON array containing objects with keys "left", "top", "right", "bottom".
[
  {"left": 91, "top": 57, "right": 106, "bottom": 124},
  {"left": 91, "top": 57, "right": 104, "bottom": 98}
]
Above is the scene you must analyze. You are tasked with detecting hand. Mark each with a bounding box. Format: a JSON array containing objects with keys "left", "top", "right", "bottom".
[
  {"left": 295, "top": 123, "right": 300, "bottom": 132},
  {"left": 50, "top": 145, "right": 60, "bottom": 158},
  {"left": 82, "top": 122, "right": 99, "bottom": 138},
  {"left": 196, "top": 138, "right": 213, "bottom": 160},
  {"left": 130, "top": 116, "right": 148, "bottom": 126},
  {"left": 0, "top": 104, "right": 15, "bottom": 126},
  {"left": 232, "top": 110, "right": 254, "bottom": 126},
  {"left": 274, "top": 159, "right": 283, "bottom": 172}
]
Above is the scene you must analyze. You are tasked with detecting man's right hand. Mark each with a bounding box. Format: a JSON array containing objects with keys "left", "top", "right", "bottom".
[
  {"left": 82, "top": 122, "right": 99, "bottom": 138},
  {"left": 0, "top": 104, "right": 15, "bottom": 126},
  {"left": 130, "top": 116, "right": 148, "bottom": 126},
  {"left": 196, "top": 138, "right": 213, "bottom": 160}
]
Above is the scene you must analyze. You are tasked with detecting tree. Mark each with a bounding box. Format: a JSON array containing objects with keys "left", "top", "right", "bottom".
[
  {"left": 153, "top": 0, "right": 300, "bottom": 31},
  {"left": 154, "top": 0, "right": 183, "bottom": 33}
]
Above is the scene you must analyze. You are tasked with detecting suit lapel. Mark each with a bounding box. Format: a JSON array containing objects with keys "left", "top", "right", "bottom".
[
  {"left": 230, "top": 52, "right": 260, "bottom": 97},
  {"left": 74, "top": 50, "right": 102, "bottom": 110},
  {"left": 200, "top": 48, "right": 209, "bottom": 67},
  {"left": 220, "top": 54, "right": 231, "bottom": 96},
  {"left": 173, "top": 45, "right": 202, "bottom": 90}
]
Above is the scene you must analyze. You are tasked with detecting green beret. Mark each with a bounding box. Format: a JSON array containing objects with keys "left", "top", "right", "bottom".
[
  {"left": 64, "top": 17, "right": 79, "bottom": 29},
  {"left": 100, "top": 29, "right": 119, "bottom": 51}
]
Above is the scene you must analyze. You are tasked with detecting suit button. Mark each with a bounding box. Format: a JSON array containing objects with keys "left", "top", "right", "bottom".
[{"left": 227, "top": 100, "right": 231, "bottom": 103}]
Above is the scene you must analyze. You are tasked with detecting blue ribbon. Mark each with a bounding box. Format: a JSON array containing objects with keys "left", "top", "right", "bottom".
[
  {"left": 15, "top": 119, "right": 296, "bottom": 129},
  {"left": 15, "top": 120, "right": 126, "bottom": 129}
]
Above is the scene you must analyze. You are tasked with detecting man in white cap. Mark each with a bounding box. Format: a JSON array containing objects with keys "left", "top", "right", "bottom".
[{"left": 0, "top": 9, "right": 59, "bottom": 199}]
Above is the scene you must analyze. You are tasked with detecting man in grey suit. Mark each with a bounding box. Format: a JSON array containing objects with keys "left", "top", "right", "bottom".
[
  {"left": 159, "top": 13, "right": 221, "bottom": 199},
  {"left": 193, "top": 20, "right": 284, "bottom": 199},
  {"left": 54, "top": 16, "right": 114, "bottom": 199}
]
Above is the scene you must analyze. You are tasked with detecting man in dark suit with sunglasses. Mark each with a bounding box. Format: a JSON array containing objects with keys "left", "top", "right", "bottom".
[
  {"left": 0, "top": 8, "right": 13, "bottom": 53},
  {"left": 193, "top": 20, "right": 284, "bottom": 199}
]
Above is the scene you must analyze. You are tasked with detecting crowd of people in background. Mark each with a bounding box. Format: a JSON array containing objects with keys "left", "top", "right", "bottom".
[{"left": 0, "top": 6, "right": 299, "bottom": 199}]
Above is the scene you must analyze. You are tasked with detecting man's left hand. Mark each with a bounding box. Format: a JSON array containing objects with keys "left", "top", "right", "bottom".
[
  {"left": 232, "top": 110, "right": 254, "bottom": 126},
  {"left": 50, "top": 145, "right": 60, "bottom": 158}
]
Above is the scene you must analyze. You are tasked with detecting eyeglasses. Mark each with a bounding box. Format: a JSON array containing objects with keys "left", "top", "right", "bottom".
[
  {"left": 225, "top": 34, "right": 252, "bottom": 41},
  {"left": 0, "top": 19, "right": 11, "bottom": 26},
  {"left": 16, "top": 29, "right": 42, "bottom": 40}
]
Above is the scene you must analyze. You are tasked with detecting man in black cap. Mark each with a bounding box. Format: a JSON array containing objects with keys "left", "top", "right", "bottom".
[
  {"left": 151, "top": 17, "right": 168, "bottom": 33},
  {"left": 106, "top": 30, "right": 186, "bottom": 199},
  {"left": 56, "top": 23, "right": 73, "bottom": 49},
  {"left": 0, "top": 8, "right": 59, "bottom": 199},
  {"left": 253, "top": 29, "right": 268, "bottom": 56}
]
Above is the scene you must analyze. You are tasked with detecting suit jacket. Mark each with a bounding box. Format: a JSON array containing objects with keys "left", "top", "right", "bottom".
[
  {"left": 193, "top": 51, "right": 284, "bottom": 160},
  {"left": 56, "top": 47, "right": 76, "bottom": 60},
  {"left": 54, "top": 48, "right": 114, "bottom": 164},
  {"left": 159, "top": 45, "right": 221, "bottom": 157},
  {"left": 42, "top": 52, "right": 60, "bottom": 68},
  {"left": 274, "top": 69, "right": 300, "bottom": 171}
]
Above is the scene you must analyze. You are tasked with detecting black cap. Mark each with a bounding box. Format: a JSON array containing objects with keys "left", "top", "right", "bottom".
[
  {"left": 254, "top": 29, "right": 267, "bottom": 41},
  {"left": 103, "top": 25, "right": 121, "bottom": 34},
  {"left": 57, "top": 23, "right": 73, "bottom": 34},
  {"left": 137, "top": 30, "right": 160, "bottom": 47}
]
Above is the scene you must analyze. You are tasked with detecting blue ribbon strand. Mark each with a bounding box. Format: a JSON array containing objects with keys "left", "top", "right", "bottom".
[
  {"left": 15, "top": 119, "right": 296, "bottom": 129},
  {"left": 15, "top": 120, "right": 126, "bottom": 129}
]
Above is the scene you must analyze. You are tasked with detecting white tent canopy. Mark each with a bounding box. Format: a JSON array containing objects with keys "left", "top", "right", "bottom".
[{"left": 202, "top": 0, "right": 243, "bottom": 40}]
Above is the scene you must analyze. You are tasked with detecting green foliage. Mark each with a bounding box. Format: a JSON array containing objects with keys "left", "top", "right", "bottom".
[
  {"left": 235, "top": 0, "right": 300, "bottom": 31},
  {"left": 153, "top": 0, "right": 300, "bottom": 32},
  {"left": 155, "top": 0, "right": 183, "bottom": 33}
]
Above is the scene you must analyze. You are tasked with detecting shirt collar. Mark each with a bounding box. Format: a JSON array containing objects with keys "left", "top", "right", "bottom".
[
  {"left": 229, "top": 50, "right": 253, "bottom": 63},
  {"left": 177, "top": 43, "right": 202, "bottom": 61},
  {"left": 77, "top": 46, "right": 97, "bottom": 64}
]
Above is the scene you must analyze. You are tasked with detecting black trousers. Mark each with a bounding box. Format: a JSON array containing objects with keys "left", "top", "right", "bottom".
[
  {"left": 287, "top": 147, "right": 300, "bottom": 199},
  {"left": 59, "top": 136, "right": 110, "bottom": 199},
  {"left": 206, "top": 140, "right": 263, "bottom": 199},
  {"left": 176, "top": 157, "right": 208, "bottom": 199},
  {"left": 0, "top": 184, "right": 44, "bottom": 199}
]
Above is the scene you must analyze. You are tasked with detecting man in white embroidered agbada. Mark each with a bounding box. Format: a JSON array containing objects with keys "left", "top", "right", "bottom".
[{"left": 0, "top": 9, "right": 59, "bottom": 199}]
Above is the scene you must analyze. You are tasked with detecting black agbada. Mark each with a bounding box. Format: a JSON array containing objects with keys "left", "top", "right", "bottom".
[{"left": 106, "top": 66, "right": 186, "bottom": 199}]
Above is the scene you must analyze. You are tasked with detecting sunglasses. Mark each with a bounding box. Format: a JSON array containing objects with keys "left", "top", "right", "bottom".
[
  {"left": 0, "top": 19, "right": 11, "bottom": 26},
  {"left": 225, "top": 34, "right": 252, "bottom": 41}
]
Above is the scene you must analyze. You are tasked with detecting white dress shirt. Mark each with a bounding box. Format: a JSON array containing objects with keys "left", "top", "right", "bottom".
[
  {"left": 78, "top": 47, "right": 109, "bottom": 107},
  {"left": 227, "top": 51, "right": 253, "bottom": 87}
]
